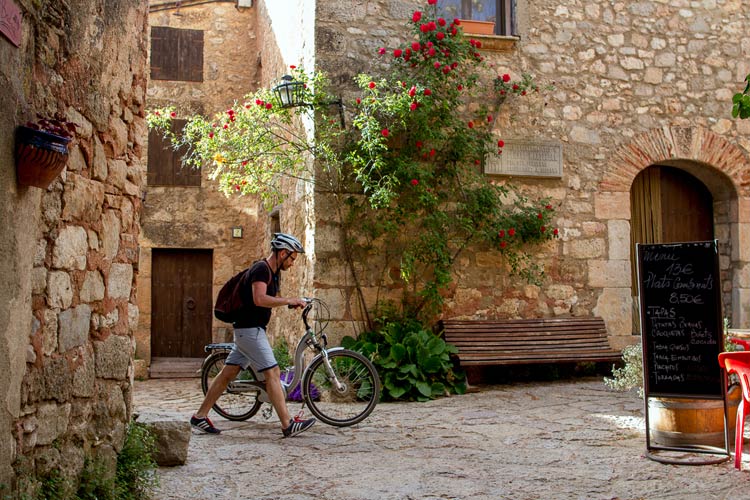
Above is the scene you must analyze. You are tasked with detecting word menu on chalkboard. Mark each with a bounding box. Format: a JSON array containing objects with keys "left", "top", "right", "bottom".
[{"left": 637, "top": 241, "right": 723, "bottom": 398}]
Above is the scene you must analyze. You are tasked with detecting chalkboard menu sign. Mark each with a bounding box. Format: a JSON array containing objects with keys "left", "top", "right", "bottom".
[{"left": 637, "top": 241, "right": 723, "bottom": 398}]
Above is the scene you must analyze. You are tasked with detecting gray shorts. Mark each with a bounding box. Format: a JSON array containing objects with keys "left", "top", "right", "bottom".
[{"left": 225, "top": 327, "right": 277, "bottom": 374}]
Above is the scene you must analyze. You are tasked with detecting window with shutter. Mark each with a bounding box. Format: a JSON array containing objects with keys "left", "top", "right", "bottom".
[
  {"left": 439, "top": 0, "right": 516, "bottom": 36},
  {"left": 147, "top": 119, "right": 201, "bottom": 187},
  {"left": 150, "top": 26, "right": 204, "bottom": 82}
]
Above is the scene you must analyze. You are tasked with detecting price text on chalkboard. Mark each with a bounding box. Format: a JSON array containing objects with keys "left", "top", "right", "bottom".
[{"left": 637, "top": 241, "right": 723, "bottom": 398}]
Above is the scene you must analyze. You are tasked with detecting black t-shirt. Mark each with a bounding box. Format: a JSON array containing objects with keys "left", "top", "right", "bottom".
[{"left": 233, "top": 260, "right": 277, "bottom": 328}]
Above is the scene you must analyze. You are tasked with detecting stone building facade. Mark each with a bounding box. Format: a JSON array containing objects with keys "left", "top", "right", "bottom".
[
  {"left": 140, "top": 0, "right": 314, "bottom": 374},
  {"left": 311, "top": 0, "right": 750, "bottom": 349},
  {"left": 0, "top": 0, "right": 148, "bottom": 494}
]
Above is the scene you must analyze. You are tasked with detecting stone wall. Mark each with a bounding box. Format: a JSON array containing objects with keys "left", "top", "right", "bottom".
[
  {"left": 0, "top": 0, "right": 148, "bottom": 495},
  {"left": 312, "top": 0, "right": 750, "bottom": 348}
]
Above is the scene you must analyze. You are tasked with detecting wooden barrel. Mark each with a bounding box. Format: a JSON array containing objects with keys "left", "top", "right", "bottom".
[{"left": 649, "top": 386, "right": 740, "bottom": 448}]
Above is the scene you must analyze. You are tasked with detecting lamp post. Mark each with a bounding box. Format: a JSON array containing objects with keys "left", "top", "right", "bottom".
[{"left": 272, "top": 75, "right": 346, "bottom": 128}]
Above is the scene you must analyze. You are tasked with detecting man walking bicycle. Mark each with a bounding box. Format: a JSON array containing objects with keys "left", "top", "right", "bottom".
[{"left": 190, "top": 233, "right": 315, "bottom": 437}]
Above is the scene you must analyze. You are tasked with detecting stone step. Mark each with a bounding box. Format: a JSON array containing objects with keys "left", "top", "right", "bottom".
[{"left": 149, "top": 357, "right": 203, "bottom": 379}]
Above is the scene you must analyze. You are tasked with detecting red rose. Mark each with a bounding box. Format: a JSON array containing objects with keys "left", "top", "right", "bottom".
[
  {"left": 541, "top": 226, "right": 546, "bottom": 232},
  {"left": 545, "top": 204, "right": 553, "bottom": 210},
  {"left": 438, "top": 17, "right": 446, "bottom": 26},
  {"left": 429, "top": 148, "right": 436, "bottom": 156},
  {"left": 223, "top": 124, "right": 229, "bottom": 129},
  {"left": 381, "top": 128, "right": 389, "bottom": 137},
  {"left": 434, "top": 61, "right": 441, "bottom": 69},
  {"left": 410, "top": 102, "right": 418, "bottom": 111},
  {"left": 457, "top": 84, "right": 463, "bottom": 90},
  {"left": 502, "top": 74, "right": 511, "bottom": 82},
  {"left": 369, "top": 81, "right": 376, "bottom": 89},
  {"left": 170, "top": 112, "right": 176, "bottom": 118},
  {"left": 208, "top": 132, "right": 214, "bottom": 139},
  {"left": 474, "top": 159, "right": 480, "bottom": 165},
  {"left": 475, "top": 41, "right": 482, "bottom": 48},
  {"left": 427, "top": 21, "right": 436, "bottom": 31},
  {"left": 521, "top": 90, "right": 527, "bottom": 96},
  {"left": 498, "top": 230, "right": 505, "bottom": 238},
  {"left": 424, "top": 88, "right": 432, "bottom": 96},
  {"left": 468, "top": 121, "right": 474, "bottom": 129},
  {"left": 255, "top": 99, "right": 262, "bottom": 105},
  {"left": 436, "top": 32, "right": 445, "bottom": 40},
  {"left": 513, "top": 84, "right": 519, "bottom": 90},
  {"left": 378, "top": 47, "right": 386, "bottom": 55},
  {"left": 500, "top": 241, "right": 507, "bottom": 249},
  {"left": 453, "top": 18, "right": 461, "bottom": 25},
  {"left": 411, "top": 179, "right": 419, "bottom": 186},
  {"left": 412, "top": 42, "right": 421, "bottom": 51},
  {"left": 416, "top": 141, "right": 423, "bottom": 148},
  {"left": 537, "top": 213, "right": 543, "bottom": 219},
  {"left": 487, "top": 115, "right": 493, "bottom": 122},
  {"left": 409, "top": 86, "right": 417, "bottom": 97},
  {"left": 356, "top": 97, "right": 362, "bottom": 104},
  {"left": 420, "top": 24, "right": 429, "bottom": 33},
  {"left": 289, "top": 65, "right": 296, "bottom": 69},
  {"left": 497, "top": 140, "right": 505, "bottom": 147},
  {"left": 442, "top": 65, "right": 451, "bottom": 74},
  {"left": 412, "top": 11, "right": 422, "bottom": 22},
  {"left": 394, "top": 49, "right": 403, "bottom": 58},
  {"left": 428, "top": 0, "right": 437, "bottom": 4},
  {"left": 553, "top": 228, "right": 559, "bottom": 236},
  {"left": 451, "top": 28, "right": 458, "bottom": 35},
  {"left": 508, "top": 228, "right": 516, "bottom": 236},
  {"left": 428, "top": 47, "right": 436, "bottom": 56},
  {"left": 266, "top": 103, "right": 273, "bottom": 110}
]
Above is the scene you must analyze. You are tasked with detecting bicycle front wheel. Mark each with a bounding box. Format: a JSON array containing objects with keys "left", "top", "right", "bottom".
[
  {"left": 201, "top": 351, "right": 262, "bottom": 421},
  {"left": 301, "top": 349, "right": 380, "bottom": 427}
]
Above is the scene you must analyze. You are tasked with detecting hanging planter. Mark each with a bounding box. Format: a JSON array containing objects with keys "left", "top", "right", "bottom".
[{"left": 15, "top": 118, "right": 76, "bottom": 189}]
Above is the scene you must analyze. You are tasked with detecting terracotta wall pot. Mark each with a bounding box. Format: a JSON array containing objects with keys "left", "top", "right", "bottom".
[
  {"left": 15, "top": 125, "right": 71, "bottom": 189},
  {"left": 459, "top": 20, "right": 495, "bottom": 35},
  {"left": 648, "top": 385, "right": 741, "bottom": 448}
]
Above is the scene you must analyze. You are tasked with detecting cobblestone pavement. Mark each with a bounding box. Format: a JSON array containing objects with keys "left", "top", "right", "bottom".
[{"left": 133, "top": 378, "right": 750, "bottom": 500}]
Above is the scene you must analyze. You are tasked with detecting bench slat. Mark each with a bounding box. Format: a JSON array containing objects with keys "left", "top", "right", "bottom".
[{"left": 440, "top": 316, "right": 621, "bottom": 367}]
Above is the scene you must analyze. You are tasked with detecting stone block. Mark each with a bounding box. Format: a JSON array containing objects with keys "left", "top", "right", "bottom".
[
  {"left": 593, "top": 288, "right": 633, "bottom": 336},
  {"left": 139, "top": 418, "right": 191, "bottom": 466},
  {"left": 58, "top": 304, "right": 92, "bottom": 352},
  {"left": 72, "top": 350, "right": 96, "bottom": 398},
  {"left": 594, "top": 192, "right": 630, "bottom": 220},
  {"left": 36, "top": 402, "right": 70, "bottom": 448},
  {"left": 43, "top": 357, "right": 73, "bottom": 402},
  {"left": 94, "top": 334, "right": 132, "bottom": 380},
  {"left": 52, "top": 225, "right": 88, "bottom": 270},
  {"left": 588, "top": 260, "right": 631, "bottom": 288},
  {"left": 62, "top": 174, "right": 105, "bottom": 223},
  {"left": 80, "top": 271, "right": 105, "bottom": 302},
  {"left": 608, "top": 220, "right": 631, "bottom": 260},
  {"left": 108, "top": 263, "right": 134, "bottom": 300},
  {"left": 731, "top": 222, "right": 750, "bottom": 261},
  {"left": 101, "top": 209, "right": 122, "bottom": 261},
  {"left": 565, "top": 238, "right": 606, "bottom": 259},
  {"left": 47, "top": 271, "right": 73, "bottom": 309}
]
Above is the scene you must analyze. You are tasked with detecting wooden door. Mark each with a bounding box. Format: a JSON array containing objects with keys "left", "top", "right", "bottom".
[
  {"left": 151, "top": 249, "right": 213, "bottom": 358},
  {"left": 630, "top": 166, "right": 714, "bottom": 331}
]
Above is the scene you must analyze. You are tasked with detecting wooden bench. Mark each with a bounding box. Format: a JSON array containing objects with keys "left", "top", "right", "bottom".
[{"left": 440, "top": 317, "right": 622, "bottom": 366}]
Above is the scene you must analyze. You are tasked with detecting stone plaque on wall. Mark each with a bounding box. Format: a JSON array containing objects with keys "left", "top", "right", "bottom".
[{"left": 484, "top": 140, "right": 563, "bottom": 178}]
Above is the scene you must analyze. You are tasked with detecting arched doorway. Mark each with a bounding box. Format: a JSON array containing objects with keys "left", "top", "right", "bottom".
[{"left": 630, "top": 165, "right": 715, "bottom": 331}]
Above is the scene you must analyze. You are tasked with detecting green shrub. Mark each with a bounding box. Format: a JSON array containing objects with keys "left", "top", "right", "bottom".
[
  {"left": 114, "top": 422, "right": 159, "bottom": 500},
  {"left": 343, "top": 319, "right": 466, "bottom": 401},
  {"left": 273, "top": 336, "right": 293, "bottom": 372}
]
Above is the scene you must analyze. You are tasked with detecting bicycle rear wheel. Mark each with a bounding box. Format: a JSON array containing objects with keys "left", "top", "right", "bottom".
[
  {"left": 201, "top": 351, "right": 262, "bottom": 421},
  {"left": 301, "top": 349, "right": 380, "bottom": 427}
]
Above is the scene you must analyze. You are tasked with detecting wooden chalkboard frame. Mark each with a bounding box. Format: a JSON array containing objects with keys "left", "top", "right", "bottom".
[{"left": 636, "top": 241, "right": 729, "bottom": 461}]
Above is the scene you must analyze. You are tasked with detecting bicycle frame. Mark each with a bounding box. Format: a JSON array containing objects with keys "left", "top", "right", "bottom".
[{"left": 203, "top": 299, "right": 345, "bottom": 403}]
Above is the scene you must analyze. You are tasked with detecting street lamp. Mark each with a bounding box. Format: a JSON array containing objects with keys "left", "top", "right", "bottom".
[{"left": 272, "top": 74, "right": 346, "bottom": 128}]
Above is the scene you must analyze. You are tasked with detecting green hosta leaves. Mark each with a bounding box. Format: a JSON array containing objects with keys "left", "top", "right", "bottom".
[{"left": 343, "top": 320, "right": 466, "bottom": 402}]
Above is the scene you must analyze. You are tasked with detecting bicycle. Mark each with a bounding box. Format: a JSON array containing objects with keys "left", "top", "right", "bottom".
[{"left": 199, "top": 298, "right": 381, "bottom": 427}]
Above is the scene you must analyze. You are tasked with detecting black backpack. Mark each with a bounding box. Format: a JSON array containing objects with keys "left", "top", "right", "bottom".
[
  {"left": 214, "top": 268, "right": 251, "bottom": 323},
  {"left": 214, "top": 261, "right": 273, "bottom": 323}
]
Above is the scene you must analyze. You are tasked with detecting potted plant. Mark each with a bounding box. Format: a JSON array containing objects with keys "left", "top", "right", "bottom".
[
  {"left": 15, "top": 115, "right": 77, "bottom": 189},
  {"left": 458, "top": 19, "right": 495, "bottom": 35}
]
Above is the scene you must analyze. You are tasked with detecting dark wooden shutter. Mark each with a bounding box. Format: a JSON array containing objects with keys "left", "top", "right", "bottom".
[
  {"left": 150, "top": 26, "right": 203, "bottom": 82},
  {"left": 148, "top": 119, "right": 200, "bottom": 186}
]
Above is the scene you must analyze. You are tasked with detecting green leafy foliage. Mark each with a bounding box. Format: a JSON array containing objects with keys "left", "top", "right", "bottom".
[
  {"left": 273, "top": 336, "right": 293, "bottom": 371},
  {"left": 342, "top": 319, "right": 466, "bottom": 401},
  {"left": 114, "top": 422, "right": 159, "bottom": 500},
  {"left": 732, "top": 73, "right": 750, "bottom": 119}
]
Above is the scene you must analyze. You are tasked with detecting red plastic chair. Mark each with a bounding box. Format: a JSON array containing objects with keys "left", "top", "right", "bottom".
[
  {"left": 730, "top": 338, "right": 750, "bottom": 351},
  {"left": 718, "top": 351, "right": 750, "bottom": 470}
]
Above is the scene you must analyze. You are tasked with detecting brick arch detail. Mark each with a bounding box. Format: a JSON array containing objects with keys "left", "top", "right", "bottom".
[{"left": 598, "top": 126, "right": 750, "bottom": 194}]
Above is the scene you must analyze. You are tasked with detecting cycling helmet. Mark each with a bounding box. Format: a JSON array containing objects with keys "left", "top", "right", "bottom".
[{"left": 271, "top": 232, "right": 305, "bottom": 254}]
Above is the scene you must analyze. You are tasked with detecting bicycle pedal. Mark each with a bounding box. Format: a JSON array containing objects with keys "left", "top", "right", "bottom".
[{"left": 262, "top": 405, "right": 273, "bottom": 420}]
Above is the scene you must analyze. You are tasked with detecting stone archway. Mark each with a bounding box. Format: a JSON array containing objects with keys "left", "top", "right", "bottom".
[{"left": 594, "top": 126, "right": 750, "bottom": 346}]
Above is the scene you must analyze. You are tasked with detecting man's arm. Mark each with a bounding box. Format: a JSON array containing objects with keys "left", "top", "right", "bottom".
[{"left": 252, "top": 280, "right": 306, "bottom": 309}]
